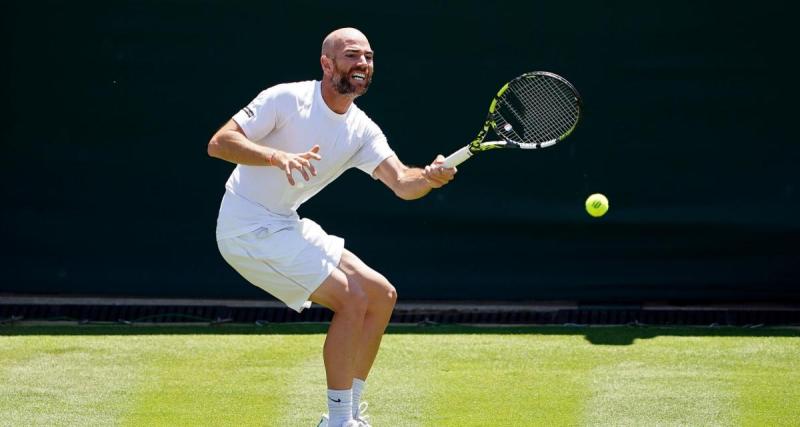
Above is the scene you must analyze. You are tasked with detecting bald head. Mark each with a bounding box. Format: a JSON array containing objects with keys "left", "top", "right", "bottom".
[
  {"left": 320, "top": 27, "right": 374, "bottom": 100},
  {"left": 321, "top": 27, "right": 370, "bottom": 58}
]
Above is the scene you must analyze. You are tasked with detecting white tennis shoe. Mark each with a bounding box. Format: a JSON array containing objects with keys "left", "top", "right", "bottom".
[
  {"left": 316, "top": 414, "right": 369, "bottom": 427},
  {"left": 355, "top": 401, "right": 372, "bottom": 427}
]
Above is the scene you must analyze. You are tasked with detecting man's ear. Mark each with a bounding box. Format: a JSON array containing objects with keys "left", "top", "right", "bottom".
[{"left": 320, "top": 55, "right": 332, "bottom": 76}]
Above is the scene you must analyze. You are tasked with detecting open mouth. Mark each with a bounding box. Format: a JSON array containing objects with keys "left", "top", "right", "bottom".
[{"left": 351, "top": 72, "right": 367, "bottom": 81}]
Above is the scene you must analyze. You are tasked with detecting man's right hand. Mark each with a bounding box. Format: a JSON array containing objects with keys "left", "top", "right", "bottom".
[{"left": 270, "top": 145, "right": 322, "bottom": 186}]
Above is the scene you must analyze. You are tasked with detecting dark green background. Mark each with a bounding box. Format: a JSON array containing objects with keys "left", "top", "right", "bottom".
[{"left": 3, "top": 1, "right": 798, "bottom": 302}]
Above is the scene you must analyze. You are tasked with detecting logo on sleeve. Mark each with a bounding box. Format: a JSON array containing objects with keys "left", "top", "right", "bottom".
[{"left": 243, "top": 106, "right": 254, "bottom": 118}]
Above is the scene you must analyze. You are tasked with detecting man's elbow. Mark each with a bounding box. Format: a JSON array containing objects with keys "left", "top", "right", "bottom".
[
  {"left": 393, "top": 187, "right": 424, "bottom": 201},
  {"left": 394, "top": 190, "right": 414, "bottom": 201},
  {"left": 207, "top": 136, "right": 223, "bottom": 159}
]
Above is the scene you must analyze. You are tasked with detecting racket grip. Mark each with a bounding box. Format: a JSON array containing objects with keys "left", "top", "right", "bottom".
[{"left": 442, "top": 145, "right": 473, "bottom": 168}]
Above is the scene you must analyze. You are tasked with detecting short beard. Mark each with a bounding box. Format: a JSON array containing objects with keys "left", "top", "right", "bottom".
[{"left": 331, "top": 60, "right": 371, "bottom": 96}]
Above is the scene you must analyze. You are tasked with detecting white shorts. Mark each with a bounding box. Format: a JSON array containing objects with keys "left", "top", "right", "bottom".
[{"left": 217, "top": 218, "right": 344, "bottom": 312}]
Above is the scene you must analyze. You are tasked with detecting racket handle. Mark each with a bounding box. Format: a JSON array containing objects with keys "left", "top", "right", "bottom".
[{"left": 442, "top": 145, "right": 473, "bottom": 168}]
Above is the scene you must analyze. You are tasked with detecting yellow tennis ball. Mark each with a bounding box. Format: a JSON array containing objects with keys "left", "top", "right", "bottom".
[{"left": 585, "top": 193, "right": 609, "bottom": 217}]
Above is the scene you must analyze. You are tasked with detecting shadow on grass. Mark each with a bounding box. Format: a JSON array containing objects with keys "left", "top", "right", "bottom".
[{"left": 1, "top": 323, "right": 798, "bottom": 345}]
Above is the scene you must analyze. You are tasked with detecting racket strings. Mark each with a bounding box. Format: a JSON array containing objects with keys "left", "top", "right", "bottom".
[
  {"left": 524, "top": 78, "right": 578, "bottom": 135},
  {"left": 513, "top": 77, "right": 577, "bottom": 140},
  {"left": 511, "top": 79, "right": 576, "bottom": 141},
  {"left": 493, "top": 75, "right": 579, "bottom": 144}
]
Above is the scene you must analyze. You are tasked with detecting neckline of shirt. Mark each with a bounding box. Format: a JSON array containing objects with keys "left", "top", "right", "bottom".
[{"left": 315, "top": 80, "right": 351, "bottom": 121}]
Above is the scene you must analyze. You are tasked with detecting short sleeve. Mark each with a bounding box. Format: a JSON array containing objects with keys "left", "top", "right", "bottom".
[
  {"left": 232, "top": 86, "right": 282, "bottom": 141},
  {"left": 350, "top": 121, "right": 396, "bottom": 178}
]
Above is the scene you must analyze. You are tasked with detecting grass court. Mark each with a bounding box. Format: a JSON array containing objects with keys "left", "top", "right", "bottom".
[{"left": 1, "top": 324, "right": 798, "bottom": 426}]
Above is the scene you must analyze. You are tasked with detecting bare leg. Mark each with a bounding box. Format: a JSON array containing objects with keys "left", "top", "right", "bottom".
[
  {"left": 310, "top": 268, "right": 369, "bottom": 389},
  {"left": 353, "top": 305, "right": 394, "bottom": 379},
  {"left": 337, "top": 250, "right": 397, "bottom": 380}
]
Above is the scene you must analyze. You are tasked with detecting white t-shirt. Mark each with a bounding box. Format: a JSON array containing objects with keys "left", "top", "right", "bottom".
[{"left": 216, "top": 80, "right": 395, "bottom": 240}]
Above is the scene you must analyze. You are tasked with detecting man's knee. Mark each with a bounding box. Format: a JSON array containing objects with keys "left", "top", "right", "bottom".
[
  {"left": 386, "top": 282, "right": 398, "bottom": 307},
  {"left": 369, "top": 278, "right": 397, "bottom": 312},
  {"left": 340, "top": 284, "right": 369, "bottom": 317},
  {"left": 310, "top": 270, "right": 369, "bottom": 316}
]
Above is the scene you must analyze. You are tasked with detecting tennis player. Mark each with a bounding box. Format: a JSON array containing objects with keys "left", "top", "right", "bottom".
[{"left": 208, "top": 27, "right": 456, "bottom": 427}]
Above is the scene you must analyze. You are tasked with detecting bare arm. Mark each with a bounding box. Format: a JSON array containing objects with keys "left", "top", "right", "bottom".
[
  {"left": 207, "top": 119, "right": 273, "bottom": 166},
  {"left": 207, "top": 119, "right": 321, "bottom": 185},
  {"left": 374, "top": 155, "right": 456, "bottom": 200}
]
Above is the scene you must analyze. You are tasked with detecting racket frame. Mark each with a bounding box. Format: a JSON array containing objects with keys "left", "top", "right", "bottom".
[{"left": 442, "top": 71, "right": 581, "bottom": 168}]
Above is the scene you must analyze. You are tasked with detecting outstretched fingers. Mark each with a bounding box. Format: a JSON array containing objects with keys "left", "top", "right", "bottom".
[
  {"left": 301, "top": 145, "right": 321, "bottom": 177},
  {"left": 283, "top": 162, "right": 296, "bottom": 186},
  {"left": 305, "top": 144, "right": 322, "bottom": 159},
  {"left": 277, "top": 145, "right": 323, "bottom": 186}
]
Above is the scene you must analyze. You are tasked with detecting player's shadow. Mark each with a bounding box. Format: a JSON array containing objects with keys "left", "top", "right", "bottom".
[
  {"left": 386, "top": 324, "right": 800, "bottom": 346},
  {"left": 572, "top": 326, "right": 799, "bottom": 345}
]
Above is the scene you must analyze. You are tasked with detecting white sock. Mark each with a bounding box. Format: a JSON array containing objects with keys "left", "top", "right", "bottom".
[
  {"left": 327, "top": 388, "right": 353, "bottom": 426},
  {"left": 352, "top": 378, "right": 366, "bottom": 418}
]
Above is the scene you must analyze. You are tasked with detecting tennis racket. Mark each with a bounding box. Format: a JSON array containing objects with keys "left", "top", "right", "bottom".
[{"left": 442, "top": 71, "right": 582, "bottom": 168}]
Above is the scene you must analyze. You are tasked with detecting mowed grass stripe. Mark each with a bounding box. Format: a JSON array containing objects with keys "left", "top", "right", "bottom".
[
  {"left": 0, "top": 335, "right": 146, "bottom": 426},
  {"left": 732, "top": 337, "right": 800, "bottom": 427},
  {"left": 585, "top": 362, "right": 736, "bottom": 426},
  {"left": 421, "top": 333, "right": 588, "bottom": 426},
  {"left": 581, "top": 333, "right": 800, "bottom": 426},
  {"left": 364, "top": 330, "right": 445, "bottom": 427},
  {"left": 121, "top": 334, "right": 319, "bottom": 426},
  {"left": 276, "top": 333, "right": 328, "bottom": 426}
]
